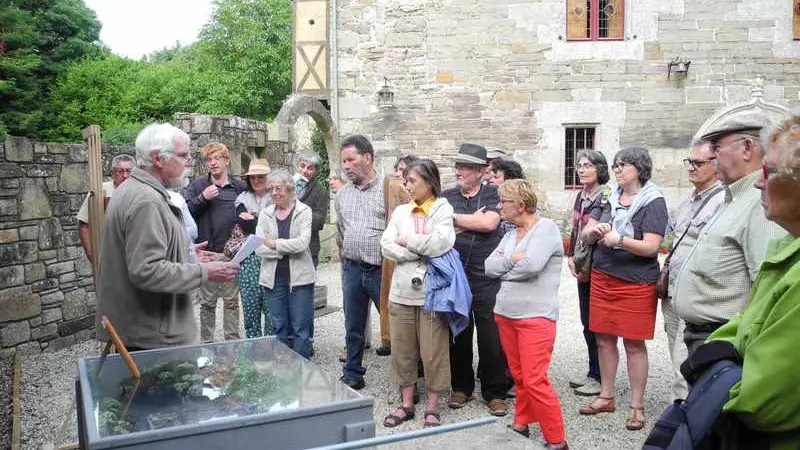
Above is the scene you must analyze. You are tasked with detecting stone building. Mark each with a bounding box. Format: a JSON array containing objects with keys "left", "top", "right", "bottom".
[{"left": 326, "top": 0, "right": 800, "bottom": 217}]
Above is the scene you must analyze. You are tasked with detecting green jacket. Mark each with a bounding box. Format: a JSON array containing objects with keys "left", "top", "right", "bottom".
[{"left": 709, "top": 235, "right": 800, "bottom": 450}]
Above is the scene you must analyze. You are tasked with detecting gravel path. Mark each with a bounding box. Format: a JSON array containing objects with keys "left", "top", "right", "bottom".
[{"left": 19, "top": 261, "right": 673, "bottom": 450}]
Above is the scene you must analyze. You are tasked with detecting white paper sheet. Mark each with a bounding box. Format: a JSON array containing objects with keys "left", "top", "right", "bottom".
[{"left": 232, "top": 235, "right": 264, "bottom": 264}]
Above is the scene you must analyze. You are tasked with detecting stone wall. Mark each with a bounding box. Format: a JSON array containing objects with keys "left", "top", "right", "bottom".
[
  {"left": 175, "top": 113, "right": 292, "bottom": 176},
  {"left": 334, "top": 0, "right": 800, "bottom": 220},
  {"left": 0, "top": 137, "right": 136, "bottom": 357}
]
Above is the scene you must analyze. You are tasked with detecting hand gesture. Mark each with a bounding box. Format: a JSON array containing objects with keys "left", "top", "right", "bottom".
[
  {"left": 239, "top": 211, "right": 255, "bottom": 221},
  {"left": 264, "top": 237, "right": 277, "bottom": 249},
  {"left": 204, "top": 261, "right": 240, "bottom": 282},
  {"left": 601, "top": 229, "right": 621, "bottom": 248},
  {"left": 511, "top": 251, "right": 525, "bottom": 263},
  {"left": 202, "top": 184, "right": 219, "bottom": 200},
  {"left": 395, "top": 235, "right": 409, "bottom": 246}
]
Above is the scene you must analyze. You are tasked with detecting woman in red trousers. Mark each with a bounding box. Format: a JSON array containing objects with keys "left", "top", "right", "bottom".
[{"left": 485, "top": 180, "right": 568, "bottom": 450}]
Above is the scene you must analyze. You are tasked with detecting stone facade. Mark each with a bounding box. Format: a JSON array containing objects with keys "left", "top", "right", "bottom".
[
  {"left": 0, "top": 137, "right": 136, "bottom": 357},
  {"left": 333, "top": 0, "right": 800, "bottom": 219}
]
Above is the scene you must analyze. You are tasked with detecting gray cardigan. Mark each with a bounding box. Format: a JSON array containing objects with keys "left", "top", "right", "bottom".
[{"left": 484, "top": 218, "right": 563, "bottom": 320}]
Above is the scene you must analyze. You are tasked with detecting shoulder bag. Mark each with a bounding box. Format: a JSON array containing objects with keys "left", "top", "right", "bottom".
[{"left": 573, "top": 187, "right": 610, "bottom": 275}]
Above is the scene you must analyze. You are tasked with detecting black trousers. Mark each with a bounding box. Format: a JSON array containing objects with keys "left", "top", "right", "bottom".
[{"left": 449, "top": 278, "right": 510, "bottom": 401}]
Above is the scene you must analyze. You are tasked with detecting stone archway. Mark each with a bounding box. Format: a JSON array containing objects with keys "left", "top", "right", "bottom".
[{"left": 275, "top": 94, "right": 339, "bottom": 172}]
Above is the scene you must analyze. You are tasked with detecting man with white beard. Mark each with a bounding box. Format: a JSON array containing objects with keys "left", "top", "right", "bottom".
[{"left": 96, "top": 123, "right": 239, "bottom": 351}]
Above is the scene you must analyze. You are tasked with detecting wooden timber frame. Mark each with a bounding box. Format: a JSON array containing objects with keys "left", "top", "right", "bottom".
[{"left": 82, "top": 125, "right": 105, "bottom": 279}]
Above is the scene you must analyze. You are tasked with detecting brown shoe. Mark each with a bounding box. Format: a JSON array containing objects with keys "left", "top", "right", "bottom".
[
  {"left": 488, "top": 398, "right": 507, "bottom": 417},
  {"left": 447, "top": 391, "right": 472, "bottom": 409},
  {"left": 578, "top": 396, "right": 616, "bottom": 415},
  {"left": 625, "top": 406, "right": 645, "bottom": 431},
  {"left": 338, "top": 346, "right": 347, "bottom": 363}
]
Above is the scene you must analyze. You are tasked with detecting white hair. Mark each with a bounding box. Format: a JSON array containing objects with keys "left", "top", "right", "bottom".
[
  {"left": 296, "top": 152, "right": 322, "bottom": 168},
  {"left": 134, "top": 123, "right": 190, "bottom": 167}
]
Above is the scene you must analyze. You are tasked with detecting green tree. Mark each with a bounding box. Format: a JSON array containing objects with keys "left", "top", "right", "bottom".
[
  {"left": 191, "top": 0, "right": 292, "bottom": 120},
  {"left": 0, "top": 0, "right": 102, "bottom": 138}
]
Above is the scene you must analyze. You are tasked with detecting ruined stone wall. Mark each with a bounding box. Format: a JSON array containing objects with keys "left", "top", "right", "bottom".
[
  {"left": 335, "top": 0, "right": 800, "bottom": 220},
  {"left": 0, "top": 137, "right": 135, "bottom": 357},
  {"left": 175, "top": 113, "right": 292, "bottom": 176}
]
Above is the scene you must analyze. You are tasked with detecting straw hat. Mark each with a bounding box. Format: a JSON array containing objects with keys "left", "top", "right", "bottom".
[{"left": 243, "top": 159, "right": 271, "bottom": 176}]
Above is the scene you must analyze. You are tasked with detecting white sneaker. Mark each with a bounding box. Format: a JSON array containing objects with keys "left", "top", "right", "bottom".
[{"left": 574, "top": 379, "right": 602, "bottom": 396}]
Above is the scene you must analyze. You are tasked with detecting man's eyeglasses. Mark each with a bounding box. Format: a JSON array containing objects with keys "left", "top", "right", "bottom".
[
  {"left": 710, "top": 136, "right": 751, "bottom": 153},
  {"left": 762, "top": 163, "right": 800, "bottom": 180},
  {"left": 682, "top": 158, "right": 716, "bottom": 169},
  {"left": 205, "top": 155, "right": 228, "bottom": 164}
]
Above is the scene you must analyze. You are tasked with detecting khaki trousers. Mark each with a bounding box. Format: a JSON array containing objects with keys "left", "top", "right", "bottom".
[
  {"left": 389, "top": 302, "right": 451, "bottom": 392},
  {"left": 662, "top": 296, "right": 689, "bottom": 401},
  {"left": 197, "top": 280, "right": 240, "bottom": 342}
]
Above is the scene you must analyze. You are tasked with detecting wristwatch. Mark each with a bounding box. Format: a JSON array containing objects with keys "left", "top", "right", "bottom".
[{"left": 617, "top": 235, "right": 624, "bottom": 249}]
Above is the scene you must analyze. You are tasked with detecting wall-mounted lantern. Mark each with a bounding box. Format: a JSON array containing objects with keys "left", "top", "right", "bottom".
[
  {"left": 667, "top": 56, "right": 691, "bottom": 79},
  {"left": 377, "top": 77, "right": 395, "bottom": 108}
]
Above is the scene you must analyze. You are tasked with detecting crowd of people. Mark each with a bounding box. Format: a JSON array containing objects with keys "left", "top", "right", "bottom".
[{"left": 87, "top": 100, "right": 800, "bottom": 449}]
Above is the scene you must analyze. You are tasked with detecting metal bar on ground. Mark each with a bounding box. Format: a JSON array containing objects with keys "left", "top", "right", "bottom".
[{"left": 308, "top": 416, "right": 497, "bottom": 450}]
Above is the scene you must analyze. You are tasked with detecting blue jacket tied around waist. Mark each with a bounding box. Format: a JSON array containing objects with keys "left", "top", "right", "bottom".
[{"left": 424, "top": 248, "right": 472, "bottom": 337}]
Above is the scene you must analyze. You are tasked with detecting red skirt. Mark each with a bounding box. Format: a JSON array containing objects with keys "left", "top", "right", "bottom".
[{"left": 589, "top": 269, "right": 657, "bottom": 340}]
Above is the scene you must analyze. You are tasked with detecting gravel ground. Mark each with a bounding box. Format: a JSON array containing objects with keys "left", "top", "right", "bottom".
[
  {"left": 19, "top": 261, "right": 673, "bottom": 450},
  {"left": 0, "top": 357, "right": 12, "bottom": 450}
]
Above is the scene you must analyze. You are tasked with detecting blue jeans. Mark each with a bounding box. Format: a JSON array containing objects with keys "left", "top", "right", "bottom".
[
  {"left": 341, "top": 259, "right": 382, "bottom": 382},
  {"left": 267, "top": 279, "right": 315, "bottom": 358}
]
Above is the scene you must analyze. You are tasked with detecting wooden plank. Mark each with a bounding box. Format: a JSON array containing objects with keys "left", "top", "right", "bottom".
[
  {"left": 82, "top": 125, "right": 104, "bottom": 280},
  {"left": 11, "top": 353, "right": 21, "bottom": 450}
]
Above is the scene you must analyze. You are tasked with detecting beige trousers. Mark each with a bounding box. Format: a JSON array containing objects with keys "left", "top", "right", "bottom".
[
  {"left": 197, "top": 280, "right": 240, "bottom": 342},
  {"left": 662, "top": 296, "right": 689, "bottom": 401},
  {"left": 389, "top": 302, "right": 451, "bottom": 392}
]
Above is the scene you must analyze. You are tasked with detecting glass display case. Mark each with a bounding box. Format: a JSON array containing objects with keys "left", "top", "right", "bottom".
[{"left": 76, "top": 337, "right": 375, "bottom": 450}]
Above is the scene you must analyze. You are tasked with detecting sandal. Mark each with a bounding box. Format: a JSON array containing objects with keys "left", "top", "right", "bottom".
[
  {"left": 383, "top": 405, "right": 415, "bottom": 428},
  {"left": 578, "top": 396, "right": 616, "bottom": 415},
  {"left": 625, "top": 406, "right": 645, "bottom": 431},
  {"left": 507, "top": 424, "right": 531, "bottom": 438},
  {"left": 423, "top": 411, "right": 441, "bottom": 428}
]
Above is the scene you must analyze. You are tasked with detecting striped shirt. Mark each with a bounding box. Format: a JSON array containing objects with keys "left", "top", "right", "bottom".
[
  {"left": 674, "top": 170, "right": 787, "bottom": 324},
  {"left": 335, "top": 174, "right": 386, "bottom": 266}
]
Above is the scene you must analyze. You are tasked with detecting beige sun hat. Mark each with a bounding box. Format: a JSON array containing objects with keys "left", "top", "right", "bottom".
[{"left": 243, "top": 159, "right": 271, "bottom": 176}]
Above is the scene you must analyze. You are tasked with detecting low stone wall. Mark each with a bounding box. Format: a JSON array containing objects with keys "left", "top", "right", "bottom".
[{"left": 0, "top": 137, "right": 136, "bottom": 357}]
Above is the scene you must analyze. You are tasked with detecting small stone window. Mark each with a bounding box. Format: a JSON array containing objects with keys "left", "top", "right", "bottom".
[
  {"left": 564, "top": 126, "right": 596, "bottom": 189},
  {"left": 566, "top": 0, "right": 624, "bottom": 41},
  {"left": 794, "top": 1, "right": 800, "bottom": 39}
]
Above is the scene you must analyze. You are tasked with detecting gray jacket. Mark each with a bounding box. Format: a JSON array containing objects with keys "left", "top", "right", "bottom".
[
  {"left": 255, "top": 200, "right": 316, "bottom": 289},
  {"left": 96, "top": 168, "right": 208, "bottom": 349}
]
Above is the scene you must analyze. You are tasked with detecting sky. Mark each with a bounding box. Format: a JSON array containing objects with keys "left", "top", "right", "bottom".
[{"left": 83, "top": 0, "right": 215, "bottom": 59}]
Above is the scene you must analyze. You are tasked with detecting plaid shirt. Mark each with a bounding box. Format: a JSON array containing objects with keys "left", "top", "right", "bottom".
[
  {"left": 335, "top": 174, "right": 386, "bottom": 266},
  {"left": 674, "top": 171, "right": 787, "bottom": 324}
]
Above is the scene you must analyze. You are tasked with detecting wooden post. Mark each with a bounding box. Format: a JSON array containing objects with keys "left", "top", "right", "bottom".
[{"left": 82, "top": 125, "right": 104, "bottom": 279}]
